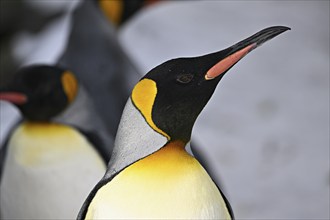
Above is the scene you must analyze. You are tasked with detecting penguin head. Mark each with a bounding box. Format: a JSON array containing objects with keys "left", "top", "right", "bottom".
[
  {"left": 0, "top": 65, "right": 78, "bottom": 121},
  {"left": 131, "top": 26, "right": 290, "bottom": 144}
]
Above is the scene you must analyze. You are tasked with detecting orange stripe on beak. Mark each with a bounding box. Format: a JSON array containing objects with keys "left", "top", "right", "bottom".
[
  {"left": 0, "top": 92, "right": 28, "bottom": 105},
  {"left": 205, "top": 43, "right": 256, "bottom": 80}
]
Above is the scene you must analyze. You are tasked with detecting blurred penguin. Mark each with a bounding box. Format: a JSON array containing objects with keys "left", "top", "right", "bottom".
[
  {"left": 57, "top": 0, "right": 140, "bottom": 151},
  {"left": 0, "top": 65, "right": 107, "bottom": 219}
]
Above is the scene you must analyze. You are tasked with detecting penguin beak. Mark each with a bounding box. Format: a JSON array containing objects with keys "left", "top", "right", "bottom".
[
  {"left": 205, "top": 26, "right": 291, "bottom": 80},
  {"left": 0, "top": 91, "right": 28, "bottom": 105}
]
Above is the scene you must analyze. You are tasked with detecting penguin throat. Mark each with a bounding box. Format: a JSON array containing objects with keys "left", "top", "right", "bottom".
[
  {"left": 162, "top": 140, "right": 186, "bottom": 151},
  {"left": 104, "top": 98, "right": 168, "bottom": 180}
]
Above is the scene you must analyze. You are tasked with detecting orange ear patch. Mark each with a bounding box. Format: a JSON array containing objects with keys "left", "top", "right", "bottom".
[
  {"left": 131, "top": 79, "right": 170, "bottom": 140},
  {"left": 61, "top": 71, "right": 78, "bottom": 103},
  {"left": 205, "top": 43, "right": 256, "bottom": 80}
]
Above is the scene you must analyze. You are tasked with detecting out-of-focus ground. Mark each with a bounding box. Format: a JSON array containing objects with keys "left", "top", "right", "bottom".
[{"left": 0, "top": 1, "right": 329, "bottom": 219}]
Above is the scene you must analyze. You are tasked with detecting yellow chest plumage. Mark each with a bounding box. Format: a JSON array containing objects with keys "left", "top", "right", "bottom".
[
  {"left": 86, "top": 142, "right": 231, "bottom": 219},
  {"left": 9, "top": 122, "right": 105, "bottom": 167}
]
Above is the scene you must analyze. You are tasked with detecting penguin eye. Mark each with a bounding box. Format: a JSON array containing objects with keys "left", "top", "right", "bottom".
[{"left": 176, "top": 74, "right": 194, "bottom": 84}]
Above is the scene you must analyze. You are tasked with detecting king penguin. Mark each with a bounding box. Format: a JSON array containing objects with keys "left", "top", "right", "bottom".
[
  {"left": 0, "top": 65, "right": 107, "bottom": 219},
  {"left": 78, "top": 26, "right": 290, "bottom": 219}
]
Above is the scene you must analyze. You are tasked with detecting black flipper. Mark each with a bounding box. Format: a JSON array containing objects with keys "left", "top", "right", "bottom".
[{"left": 75, "top": 127, "right": 111, "bottom": 164}]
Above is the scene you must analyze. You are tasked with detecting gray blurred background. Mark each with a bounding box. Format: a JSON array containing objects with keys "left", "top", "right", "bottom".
[{"left": 0, "top": 1, "right": 329, "bottom": 219}]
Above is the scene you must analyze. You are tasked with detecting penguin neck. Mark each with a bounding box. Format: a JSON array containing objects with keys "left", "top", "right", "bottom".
[
  {"left": 141, "top": 140, "right": 193, "bottom": 170},
  {"left": 104, "top": 98, "right": 171, "bottom": 179},
  {"left": 155, "top": 140, "right": 187, "bottom": 155}
]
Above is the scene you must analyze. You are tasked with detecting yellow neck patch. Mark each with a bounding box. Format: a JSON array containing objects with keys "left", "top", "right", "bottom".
[
  {"left": 61, "top": 71, "right": 78, "bottom": 103},
  {"left": 131, "top": 79, "right": 170, "bottom": 140}
]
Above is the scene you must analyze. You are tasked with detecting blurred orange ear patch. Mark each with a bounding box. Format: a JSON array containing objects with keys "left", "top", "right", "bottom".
[
  {"left": 205, "top": 43, "right": 256, "bottom": 80},
  {"left": 98, "top": 0, "right": 123, "bottom": 26},
  {"left": 61, "top": 71, "right": 78, "bottom": 103}
]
